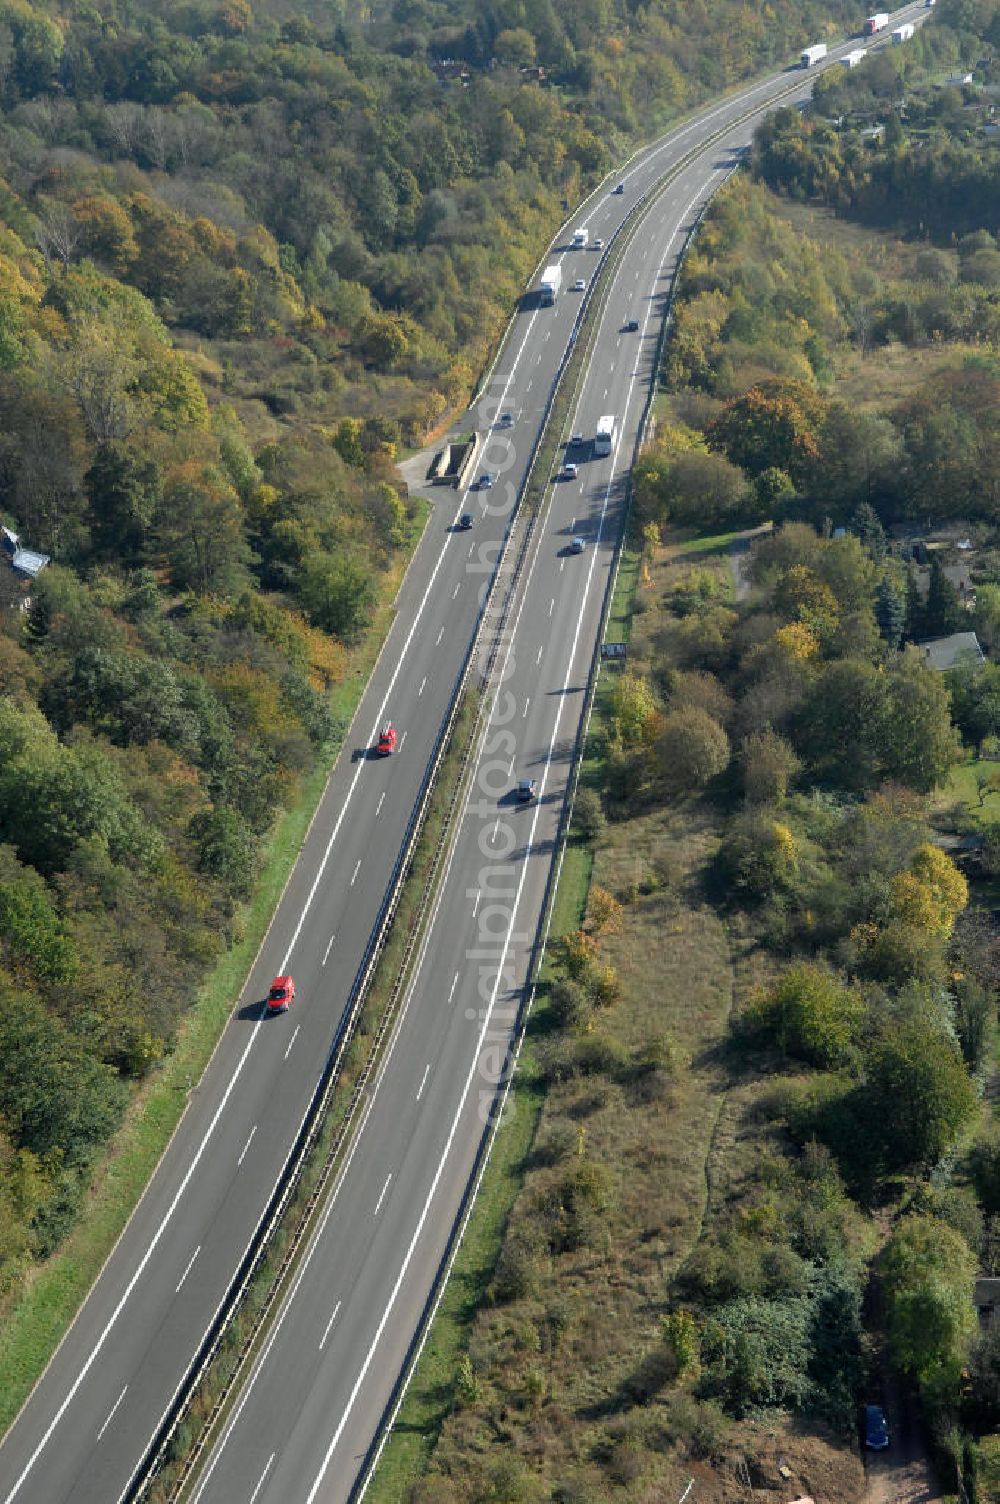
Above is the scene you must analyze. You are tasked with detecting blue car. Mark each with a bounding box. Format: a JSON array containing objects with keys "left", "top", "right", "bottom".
[{"left": 864, "top": 1405, "right": 889, "bottom": 1451}]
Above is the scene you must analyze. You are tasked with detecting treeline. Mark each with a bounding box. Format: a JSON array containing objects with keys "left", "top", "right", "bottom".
[
  {"left": 0, "top": 0, "right": 868, "bottom": 451},
  {"left": 636, "top": 176, "right": 1000, "bottom": 533},
  {"left": 619, "top": 111, "right": 1000, "bottom": 1491}
]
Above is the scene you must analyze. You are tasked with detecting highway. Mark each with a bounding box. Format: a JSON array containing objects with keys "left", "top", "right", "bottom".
[
  {"left": 181, "top": 8, "right": 931, "bottom": 1502},
  {"left": 0, "top": 9, "right": 928, "bottom": 1503}
]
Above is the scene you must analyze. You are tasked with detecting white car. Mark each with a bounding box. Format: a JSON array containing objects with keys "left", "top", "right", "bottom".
[
  {"left": 572, "top": 277, "right": 586, "bottom": 291},
  {"left": 593, "top": 238, "right": 604, "bottom": 250},
  {"left": 570, "top": 536, "right": 586, "bottom": 554},
  {"left": 561, "top": 463, "right": 578, "bottom": 480}
]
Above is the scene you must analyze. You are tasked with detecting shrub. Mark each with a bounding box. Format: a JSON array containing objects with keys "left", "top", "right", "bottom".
[
  {"left": 882, "top": 1216, "right": 976, "bottom": 1405},
  {"left": 572, "top": 787, "right": 605, "bottom": 842},
  {"left": 748, "top": 963, "right": 862, "bottom": 1069},
  {"left": 548, "top": 977, "right": 593, "bottom": 1032},
  {"left": 658, "top": 705, "right": 730, "bottom": 793},
  {"left": 716, "top": 810, "right": 800, "bottom": 901}
]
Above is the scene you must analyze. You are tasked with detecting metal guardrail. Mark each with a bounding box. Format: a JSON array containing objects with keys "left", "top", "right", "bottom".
[
  {"left": 347, "top": 121, "right": 749, "bottom": 1504},
  {"left": 152, "top": 59, "right": 829, "bottom": 1504}
]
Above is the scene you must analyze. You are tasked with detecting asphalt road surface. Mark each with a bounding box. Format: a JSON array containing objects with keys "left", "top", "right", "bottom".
[{"left": 0, "top": 9, "right": 928, "bottom": 1503}]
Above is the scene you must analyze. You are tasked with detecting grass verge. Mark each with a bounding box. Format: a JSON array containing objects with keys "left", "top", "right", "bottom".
[{"left": 0, "top": 501, "right": 429, "bottom": 1440}]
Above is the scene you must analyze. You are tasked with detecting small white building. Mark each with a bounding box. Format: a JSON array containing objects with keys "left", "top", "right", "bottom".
[{"left": 2, "top": 525, "right": 49, "bottom": 579}]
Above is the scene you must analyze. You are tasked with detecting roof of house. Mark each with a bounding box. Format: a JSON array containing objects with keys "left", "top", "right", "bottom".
[
  {"left": 916, "top": 631, "right": 984, "bottom": 671},
  {"left": 10, "top": 546, "right": 49, "bottom": 578}
]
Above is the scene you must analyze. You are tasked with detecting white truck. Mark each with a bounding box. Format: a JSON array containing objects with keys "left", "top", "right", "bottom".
[
  {"left": 594, "top": 414, "right": 616, "bottom": 457},
  {"left": 842, "top": 47, "right": 868, "bottom": 67},
  {"left": 539, "top": 263, "right": 561, "bottom": 305},
  {"left": 892, "top": 21, "right": 915, "bottom": 41},
  {"left": 864, "top": 11, "right": 890, "bottom": 33},
  {"left": 801, "top": 43, "right": 828, "bottom": 67},
  {"left": 571, "top": 226, "right": 589, "bottom": 249}
]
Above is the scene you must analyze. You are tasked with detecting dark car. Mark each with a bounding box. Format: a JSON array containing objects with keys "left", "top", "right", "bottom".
[
  {"left": 625, "top": 318, "right": 640, "bottom": 332},
  {"left": 497, "top": 412, "right": 514, "bottom": 429},
  {"left": 477, "top": 473, "right": 495, "bottom": 489},
  {"left": 864, "top": 1405, "right": 889, "bottom": 1451},
  {"left": 457, "top": 512, "right": 473, "bottom": 530},
  {"left": 613, "top": 182, "right": 625, "bottom": 194},
  {"left": 516, "top": 778, "right": 537, "bottom": 802},
  {"left": 266, "top": 975, "right": 295, "bottom": 1014}
]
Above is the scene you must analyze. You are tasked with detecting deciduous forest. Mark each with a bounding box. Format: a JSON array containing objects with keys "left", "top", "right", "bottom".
[
  {"left": 0, "top": 0, "right": 882, "bottom": 1325},
  {"left": 2, "top": 0, "right": 1000, "bottom": 1494}
]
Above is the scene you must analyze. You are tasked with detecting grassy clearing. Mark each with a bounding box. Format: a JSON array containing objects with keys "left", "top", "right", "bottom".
[
  {"left": 603, "top": 543, "right": 641, "bottom": 646},
  {"left": 668, "top": 527, "right": 746, "bottom": 559},
  {"left": 417, "top": 793, "right": 737, "bottom": 1502},
  {"left": 0, "top": 506, "right": 431, "bottom": 1440},
  {"left": 939, "top": 755, "right": 1000, "bottom": 824}
]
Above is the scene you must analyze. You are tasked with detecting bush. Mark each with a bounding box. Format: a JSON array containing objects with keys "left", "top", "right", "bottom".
[
  {"left": 663, "top": 1394, "right": 731, "bottom": 1460},
  {"left": 658, "top": 706, "right": 730, "bottom": 793},
  {"left": 574, "top": 1033, "right": 627, "bottom": 1076},
  {"left": 741, "top": 727, "right": 800, "bottom": 804},
  {"left": 716, "top": 810, "right": 800, "bottom": 901},
  {"left": 882, "top": 1215, "right": 976, "bottom": 1405},
  {"left": 572, "top": 787, "right": 605, "bottom": 842},
  {"left": 491, "top": 1228, "right": 543, "bottom": 1304},
  {"left": 699, "top": 1293, "right": 814, "bottom": 1416},
  {"left": 747, "top": 963, "right": 862, "bottom": 1069},
  {"left": 548, "top": 977, "right": 593, "bottom": 1032}
]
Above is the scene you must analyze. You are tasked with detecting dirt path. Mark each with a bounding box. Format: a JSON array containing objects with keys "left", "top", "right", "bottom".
[
  {"left": 863, "top": 1376, "right": 944, "bottom": 1504},
  {"left": 728, "top": 522, "right": 772, "bottom": 601}
]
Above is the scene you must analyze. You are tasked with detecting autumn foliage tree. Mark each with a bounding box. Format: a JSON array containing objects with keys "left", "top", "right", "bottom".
[{"left": 707, "top": 379, "right": 827, "bottom": 485}]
